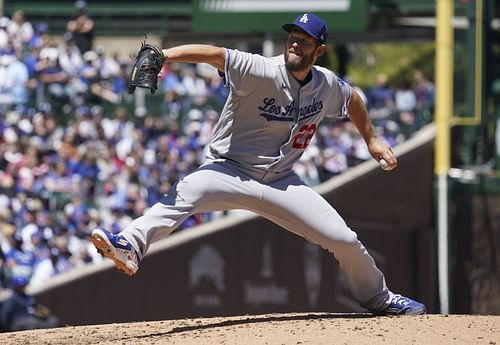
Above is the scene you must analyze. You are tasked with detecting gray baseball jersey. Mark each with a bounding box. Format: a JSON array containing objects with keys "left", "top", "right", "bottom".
[
  {"left": 120, "top": 47, "right": 391, "bottom": 311},
  {"left": 206, "top": 49, "right": 352, "bottom": 181}
]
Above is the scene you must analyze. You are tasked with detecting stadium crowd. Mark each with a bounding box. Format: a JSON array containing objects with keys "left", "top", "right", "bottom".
[{"left": 0, "top": 8, "right": 435, "bottom": 298}]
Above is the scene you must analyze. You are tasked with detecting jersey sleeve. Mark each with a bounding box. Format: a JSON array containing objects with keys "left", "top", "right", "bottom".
[
  {"left": 323, "top": 73, "right": 353, "bottom": 119},
  {"left": 223, "top": 48, "right": 273, "bottom": 96}
]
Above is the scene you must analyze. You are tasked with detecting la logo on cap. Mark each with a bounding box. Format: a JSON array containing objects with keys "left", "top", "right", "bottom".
[{"left": 299, "top": 14, "right": 309, "bottom": 23}]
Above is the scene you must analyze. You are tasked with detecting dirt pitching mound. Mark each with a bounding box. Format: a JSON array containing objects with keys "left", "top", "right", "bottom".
[{"left": 1, "top": 313, "right": 498, "bottom": 345}]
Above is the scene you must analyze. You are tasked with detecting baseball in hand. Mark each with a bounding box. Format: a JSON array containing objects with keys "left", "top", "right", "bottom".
[{"left": 379, "top": 158, "right": 390, "bottom": 170}]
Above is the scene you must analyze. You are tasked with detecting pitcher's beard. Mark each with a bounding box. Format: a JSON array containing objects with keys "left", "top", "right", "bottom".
[{"left": 284, "top": 48, "right": 315, "bottom": 72}]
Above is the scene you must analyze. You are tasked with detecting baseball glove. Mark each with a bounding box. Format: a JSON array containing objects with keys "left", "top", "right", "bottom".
[{"left": 128, "top": 41, "right": 164, "bottom": 94}]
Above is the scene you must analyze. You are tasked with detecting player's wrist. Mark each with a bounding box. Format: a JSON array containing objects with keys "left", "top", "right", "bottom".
[
  {"left": 366, "top": 136, "right": 383, "bottom": 149},
  {"left": 361, "top": 128, "right": 378, "bottom": 145}
]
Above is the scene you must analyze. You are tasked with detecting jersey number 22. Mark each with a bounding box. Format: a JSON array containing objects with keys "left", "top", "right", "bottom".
[{"left": 292, "top": 124, "right": 317, "bottom": 149}]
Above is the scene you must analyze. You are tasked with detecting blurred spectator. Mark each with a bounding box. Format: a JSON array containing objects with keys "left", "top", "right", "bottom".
[
  {"left": 162, "top": 63, "right": 186, "bottom": 120},
  {"left": 28, "top": 22, "right": 50, "bottom": 50},
  {"left": 0, "top": 53, "right": 29, "bottom": 106},
  {"left": 367, "top": 73, "right": 396, "bottom": 121},
  {"left": 318, "top": 148, "right": 347, "bottom": 181},
  {"left": 58, "top": 32, "right": 83, "bottom": 77},
  {"left": 316, "top": 123, "right": 351, "bottom": 179},
  {"left": 95, "top": 45, "right": 120, "bottom": 80},
  {"left": 0, "top": 17, "right": 11, "bottom": 54},
  {"left": 413, "top": 69, "right": 435, "bottom": 112},
  {"left": 347, "top": 123, "right": 372, "bottom": 166},
  {"left": 367, "top": 73, "right": 393, "bottom": 108},
  {"left": 111, "top": 57, "right": 129, "bottom": 96},
  {"left": 79, "top": 50, "right": 119, "bottom": 104},
  {"left": 379, "top": 120, "right": 403, "bottom": 147},
  {"left": 395, "top": 80, "right": 416, "bottom": 114},
  {"left": 29, "top": 247, "right": 58, "bottom": 288},
  {"left": 7, "top": 10, "right": 34, "bottom": 55},
  {"left": 395, "top": 80, "right": 417, "bottom": 138},
  {"left": 3, "top": 233, "right": 36, "bottom": 287},
  {"left": 36, "top": 46, "right": 71, "bottom": 105},
  {"left": 66, "top": 0, "right": 94, "bottom": 54},
  {"left": 0, "top": 276, "right": 59, "bottom": 332},
  {"left": 181, "top": 65, "right": 209, "bottom": 105}
]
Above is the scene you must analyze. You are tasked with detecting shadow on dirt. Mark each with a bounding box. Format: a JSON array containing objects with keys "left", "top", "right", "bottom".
[{"left": 132, "top": 313, "right": 374, "bottom": 340}]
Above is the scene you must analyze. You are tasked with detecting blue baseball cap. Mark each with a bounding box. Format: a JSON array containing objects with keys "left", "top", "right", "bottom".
[
  {"left": 13, "top": 276, "right": 29, "bottom": 288},
  {"left": 282, "top": 13, "right": 328, "bottom": 45}
]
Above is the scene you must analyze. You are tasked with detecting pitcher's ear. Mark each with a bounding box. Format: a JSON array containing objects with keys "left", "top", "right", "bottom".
[{"left": 315, "top": 44, "right": 326, "bottom": 59}]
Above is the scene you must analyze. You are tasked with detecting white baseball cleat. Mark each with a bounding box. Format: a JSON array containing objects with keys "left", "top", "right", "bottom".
[{"left": 91, "top": 228, "right": 139, "bottom": 276}]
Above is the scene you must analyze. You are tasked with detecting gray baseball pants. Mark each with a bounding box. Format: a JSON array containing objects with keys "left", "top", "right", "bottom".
[{"left": 121, "top": 161, "right": 391, "bottom": 311}]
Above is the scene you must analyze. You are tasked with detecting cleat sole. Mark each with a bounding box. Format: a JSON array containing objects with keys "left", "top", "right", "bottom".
[{"left": 91, "top": 232, "right": 136, "bottom": 276}]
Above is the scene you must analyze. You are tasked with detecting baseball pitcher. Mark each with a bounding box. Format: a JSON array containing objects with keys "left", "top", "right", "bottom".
[{"left": 92, "top": 13, "right": 426, "bottom": 315}]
